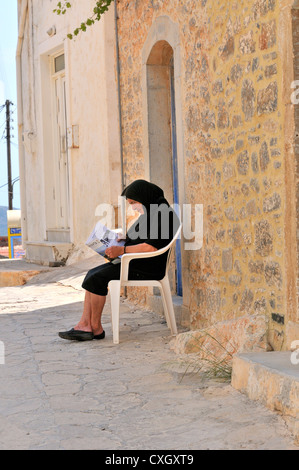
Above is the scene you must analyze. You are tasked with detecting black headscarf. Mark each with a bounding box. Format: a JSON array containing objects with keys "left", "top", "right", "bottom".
[
  {"left": 121, "top": 180, "right": 173, "bottom": 242},
  {"left": 121, "top": 179, "right": 169, "bottom": 209}
]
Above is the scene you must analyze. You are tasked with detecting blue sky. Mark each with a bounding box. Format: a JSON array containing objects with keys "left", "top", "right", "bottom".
[{"left": 0, "top": 1, "right": 19, "bottom": 209}]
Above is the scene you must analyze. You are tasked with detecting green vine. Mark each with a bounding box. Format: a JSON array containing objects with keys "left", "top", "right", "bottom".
[{"left": 53, "top": 1, "right": 115, "bottom": 39}]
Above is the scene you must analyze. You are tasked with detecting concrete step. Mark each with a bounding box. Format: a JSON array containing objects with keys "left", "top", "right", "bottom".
[
  {"left": 232, "top": 351, "right": 299, "bottom": 443},
  {"left": 26, "top": 241, "right": 73, "bottom": 266}
]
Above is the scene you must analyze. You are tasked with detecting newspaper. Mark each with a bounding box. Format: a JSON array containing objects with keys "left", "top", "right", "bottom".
[{"left": 86, "top": 221, "right": 125, "bottom": 264}]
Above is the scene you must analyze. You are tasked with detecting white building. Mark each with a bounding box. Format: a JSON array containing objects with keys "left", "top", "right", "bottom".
[{"left": 16, "top": 0, "right": 122, "bottom": 265}]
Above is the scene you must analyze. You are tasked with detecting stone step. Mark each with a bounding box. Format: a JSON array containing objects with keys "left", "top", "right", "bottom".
[
  {"left": 232, "top": 351, "right": 299, "bottom": 443},
  {"left": 26, "top": 241, "right": 73, "bottom": 266}
]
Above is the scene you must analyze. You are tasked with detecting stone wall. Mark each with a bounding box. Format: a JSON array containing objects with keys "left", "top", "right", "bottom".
[
  {"left": 292, "top": 2, "right": 299, "bottom": 331},
  {"left": 116, "top": 0, "right": 297, "bottom": 350}
]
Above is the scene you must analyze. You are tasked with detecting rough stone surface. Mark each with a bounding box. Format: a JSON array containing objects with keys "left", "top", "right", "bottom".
[
  {"left": 259, "top": 20, "right": 277, "bottom": 50},
  {"left": 116, "top": 0, "right": 293, "bottom": 351},
  {"left": 263, "top": 192, "right": 281, "bottom": 212},
  {"left": 232, "top": 352, "right": 299, "bottom": 444},
  {"left": 171, "top": 314, "right": 270, "bottom": 356},
  {"left": 254, "top": 220, "right": 273, "bottom": 257},
  {"left": 257, "top": 82, "right": 278, "bottom": 115},
  {"left": 241, "top": 80, "right": 256, "bottom": 121},
  {"left": 0, "top": 264, "right": 297, "bottom": 450},
  {"left": 237, "top": 150, "right": 250, "bottom": 175}
]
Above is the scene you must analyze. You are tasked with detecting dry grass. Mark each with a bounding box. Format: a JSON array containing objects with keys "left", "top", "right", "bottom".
[{"left": 179, "top": 332, "right": 236, "bottom": 383}]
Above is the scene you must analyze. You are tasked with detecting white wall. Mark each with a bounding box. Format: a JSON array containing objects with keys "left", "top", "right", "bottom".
[{"left": 18, "top": 0, "right": 121, "bottom": 261}]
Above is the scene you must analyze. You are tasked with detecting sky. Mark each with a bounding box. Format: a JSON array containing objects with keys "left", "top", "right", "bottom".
[{"left": 0, "top": 0, "right": 19, "bottom": 209}]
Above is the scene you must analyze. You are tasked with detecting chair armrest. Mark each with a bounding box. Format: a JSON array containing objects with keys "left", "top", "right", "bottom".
[
  {"left": 123, "top": 247, "right": 169, "bottom": 260},
  {"left": 120, "top": 224, "right": 182, "bottom": 282},
  {"left": 120, "top": 249, "right": 167, "bottom": 282}
]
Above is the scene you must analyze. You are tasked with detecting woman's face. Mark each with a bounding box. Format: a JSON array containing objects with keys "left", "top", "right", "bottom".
[{"left": 127, "top": 198, "right": 144, "bottom": 214}]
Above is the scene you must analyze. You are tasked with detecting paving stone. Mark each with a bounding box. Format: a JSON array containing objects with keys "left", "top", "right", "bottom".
[{"left": 0, "top": 263, "right": 297, "bottom": 449}]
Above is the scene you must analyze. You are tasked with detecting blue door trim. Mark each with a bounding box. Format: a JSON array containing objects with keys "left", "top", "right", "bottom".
[{"left": 170, "top": 63, "right": 182, "bottom": 297}]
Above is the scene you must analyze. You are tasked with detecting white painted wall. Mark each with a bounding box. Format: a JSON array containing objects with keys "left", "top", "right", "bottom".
[{"left": 17, "top": 0, "right": 121, "bottom": 264}]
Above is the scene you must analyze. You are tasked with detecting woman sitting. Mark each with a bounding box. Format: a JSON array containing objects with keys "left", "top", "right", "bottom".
[{"left": 58, "top": 179, "right": 180, "bottom": 342}]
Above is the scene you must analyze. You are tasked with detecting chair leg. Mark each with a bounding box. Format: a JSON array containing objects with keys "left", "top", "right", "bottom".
[
  {"left": 160, "top": 278, "right": 178, "bottom": 336},
  {"left": 109, "top": 281, "right": 121, "bottom": 344}
]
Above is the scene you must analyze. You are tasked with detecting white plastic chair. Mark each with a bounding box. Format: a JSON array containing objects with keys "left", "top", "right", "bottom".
[{"left": 108, "top": 224, "right": 182, "bottom": 344}]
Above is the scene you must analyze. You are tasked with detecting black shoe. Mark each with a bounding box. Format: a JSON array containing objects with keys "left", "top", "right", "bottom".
[
  {"left": 58, "top": 328, "right": 94, "bottom": 341},
  {"left": 94, "top": 330, "right": 105, "bottom": 340}
]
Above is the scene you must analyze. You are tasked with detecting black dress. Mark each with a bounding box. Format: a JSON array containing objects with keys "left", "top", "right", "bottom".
[{"left": 82, "top": 206, "right": 180, "bottom": 296}]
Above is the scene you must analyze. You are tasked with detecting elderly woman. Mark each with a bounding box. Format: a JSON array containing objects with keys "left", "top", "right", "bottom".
[{"left": 59, "top": 180, "right": 180, "bottom": 341}]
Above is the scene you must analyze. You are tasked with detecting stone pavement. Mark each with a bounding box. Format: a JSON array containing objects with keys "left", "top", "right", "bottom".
[{"left": 0, "top": 257, "right": 298, "bottom": 450}]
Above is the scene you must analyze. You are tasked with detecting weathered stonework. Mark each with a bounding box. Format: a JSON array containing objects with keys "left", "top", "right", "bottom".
[
  {"left": 257, "top": 81, "right": 278, "bottom": 115},
  {"left": 242, "top": 79, "right": 256, "bottom": 121},
  {"left": 116, "top": 0, "right": 298, "bottom": 352}
]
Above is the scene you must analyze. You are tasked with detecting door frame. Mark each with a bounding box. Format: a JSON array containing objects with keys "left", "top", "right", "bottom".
[
  {"left": 141, "top": 16, "right": 185, "bottom": 210},
  {"left": 170, "top": 59, "right": 183, "bottom": 296},
  {"left": 142, "top": 16, "right": 185, "bottom": 298},
  {"left": 39, "top": 43, "right": 73, "bottom": 242},
  {"left": 51, "top": 52, "right": 70, "bottom": 230}
]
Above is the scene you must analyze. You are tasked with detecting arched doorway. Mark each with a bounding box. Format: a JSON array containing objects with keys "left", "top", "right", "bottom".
[{"left": 146, "top": 40, "right": 182, "bottom": 296}]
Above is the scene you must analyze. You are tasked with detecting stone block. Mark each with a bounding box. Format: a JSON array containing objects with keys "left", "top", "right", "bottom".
[
  {"left": 264, "top": 261, "right": 283, "bottom": 288},
  {"left": 237, "top": 150, "right": 249, "bottom": 175},
  {"left": 253, "top": 0, "right": 269, "bottom": 19},
  {"left": 254, "top": 219, "right": 273, "bottom": 256},
  {"left": 222, "top": 248, "right": 233, "bottom": 272},
  {"left": 265, "top": 63, "right": 277, "bottom": 78},
  {"left": 259, "top": 141, "right": 270, "bottom": 171},
  {"left": 247, "top": 199, "right": 257, "bottom": 216},
  {"left": 219, "top": 36, "right": 235, "bottom": 61},
  {"left": 252, "top": 57, "right": 259, "bottom": 72},
  {"left": 232, "top": 115, "right": 242, "bottom": 128},
  {"left": 170, "top": 314, "right": 269, "bottom": 356},
  {"left": 251, "top": 152, "right": 259, "bottom": 173},
  {"left": 201, "top": 109, "right": 216, "bottom": 131},
  {"left": 224, "top": 206, "right": 235, "bottom": 221},
  {"left": 240, "top": 288, "right": 254, "bottom": 312},
  {"left": 257, "top": 81, "right": 278, "bottom": 115},
  {"left": 212, "top": 79, "right": 223, "bottom": 95},
  {"left": 206, "top": 288, "right": 221, "bottom": 313},
  {"left": 222, "top": 162, "right": 236, "bottom": 181},
  {"left": 230, "top": 224, "right": 243, "bottom": 247},
  {"left": 230, "top": 64, "right": 243, "bottom": 84},
  {"left": 263, "top": 192, "right": 281, "bottom": 212},
  {"left": 249, "top": 259, "right": 264, "bottom": 274},
  {"left": 232, "top": 352, "right": 299, "bottom": 443},
  {"left": 259, "top": 20, "right": 276, "bottom": 50},
  {"left": 239, "top": 30, "right": 256, "bottom": 54},
  {"left": 241, "top": 79, "right": 256, "bottom": 121},
  {"left": 217, "top": 101, "right": 230, "bottom": 129},
  {"left": 250, "top": 177, "right": 260, "bottom": 193}
]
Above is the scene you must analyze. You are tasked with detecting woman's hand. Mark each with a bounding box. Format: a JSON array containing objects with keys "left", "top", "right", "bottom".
[{"left": 105, "top": 245, "right": 124, "bottom": 259}]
